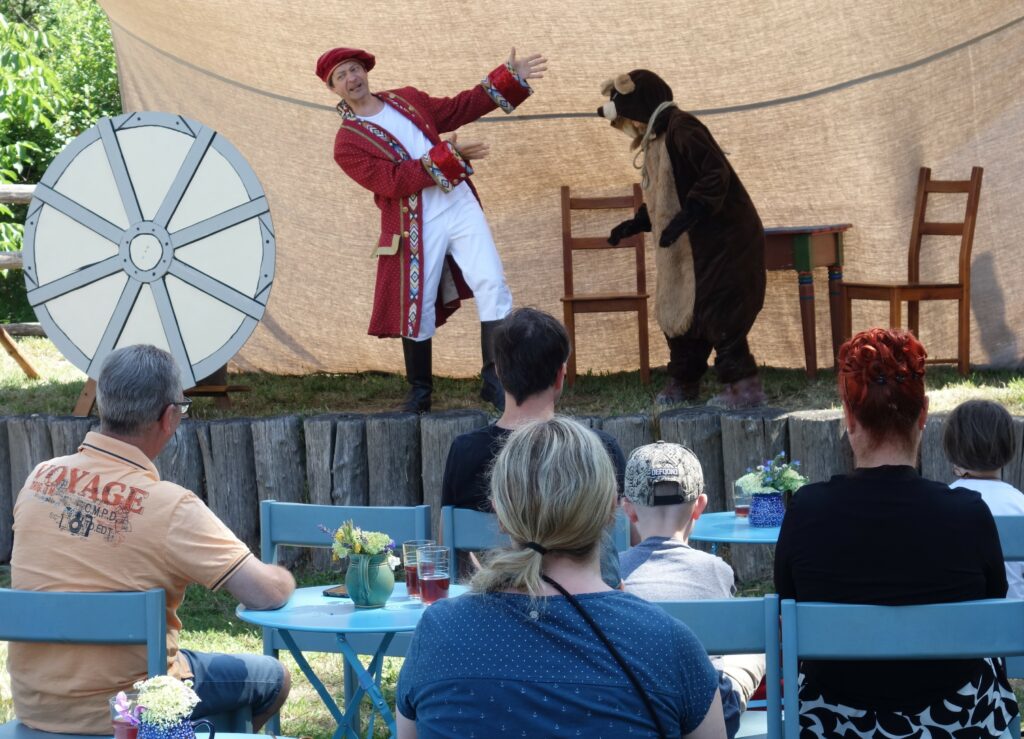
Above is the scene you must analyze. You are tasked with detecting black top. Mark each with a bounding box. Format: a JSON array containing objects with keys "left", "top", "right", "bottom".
[
  {"left": 774, "top": 465, "right": 1007, "bottom": 711},
  {"left": 441, "top": 423, "right": 628, "bottom": 511}
]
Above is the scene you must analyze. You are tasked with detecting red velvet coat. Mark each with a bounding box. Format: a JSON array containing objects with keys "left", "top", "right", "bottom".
[{"left": 334, "top": 63, "right": 531, "bottom": 338}]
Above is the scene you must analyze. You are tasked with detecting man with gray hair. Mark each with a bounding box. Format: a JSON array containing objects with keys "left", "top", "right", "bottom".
[
  {"left": 9, "top": 345, "right": 295, "bottom": 733},
  {"left": 620, "top": 441, "right": 767, "bottom": 739}
]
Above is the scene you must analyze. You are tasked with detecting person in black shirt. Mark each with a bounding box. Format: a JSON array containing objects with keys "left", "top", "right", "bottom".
[
  {"left": 440, "top": 307, "right": 627, "bottom": 586},
  {"left": 774, "top": 327, "right": 1017, "bottom": 738}
]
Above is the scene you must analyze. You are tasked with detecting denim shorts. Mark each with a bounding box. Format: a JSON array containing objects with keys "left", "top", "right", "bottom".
[{"left": 180, "top": 649, "right": 285, "bottom": 718}]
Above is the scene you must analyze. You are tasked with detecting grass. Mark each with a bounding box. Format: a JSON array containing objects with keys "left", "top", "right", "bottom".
[{"left": 4, "top": 336, "right": 1024, "bottom": 418}]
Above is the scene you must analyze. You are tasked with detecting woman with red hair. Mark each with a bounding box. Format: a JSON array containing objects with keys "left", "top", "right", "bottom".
[{"left": 774, "top": 328, "right": 1018, "bottom": 738}]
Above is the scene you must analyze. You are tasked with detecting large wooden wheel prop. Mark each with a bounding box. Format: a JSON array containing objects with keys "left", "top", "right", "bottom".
[{"left": 22, "top": 112, "right": 275, "bottom": 401}]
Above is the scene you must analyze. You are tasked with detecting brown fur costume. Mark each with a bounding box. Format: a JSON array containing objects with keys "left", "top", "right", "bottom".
[{"left": 599, "top": 70, "right": 766, "bottom": 401}]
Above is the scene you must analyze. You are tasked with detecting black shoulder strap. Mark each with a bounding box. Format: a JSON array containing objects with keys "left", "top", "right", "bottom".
[{"left": 541, "top": 575, "right": 668, "bottom": 739}]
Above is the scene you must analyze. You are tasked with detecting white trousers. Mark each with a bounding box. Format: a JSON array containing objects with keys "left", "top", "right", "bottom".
[{"left": 412, "top": 196, "right": 512, "bottom": 341}]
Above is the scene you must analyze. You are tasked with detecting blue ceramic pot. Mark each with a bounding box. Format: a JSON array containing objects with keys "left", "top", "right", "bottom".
[
  {"left": 749, "top": 492, "right": 785, "bottom": 528},
  {"left": 138, "top": 719, "right": 214, "bottom": 739},
  {"left": 346, "top": 553, "right": 395, "bottom": 608}
]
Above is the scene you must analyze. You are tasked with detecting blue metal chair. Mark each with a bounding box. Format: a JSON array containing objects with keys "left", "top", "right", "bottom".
[
  {"left": 259, "top": 499, "right": 432, "bottom": 734},
  {"left": 0, "top": 588, "right": 253, "bottom": 736},
  {"left": 780, "top": 598, "right": 1024, "bottom": 739},
  {"left": 657, "top": 595, "right": 782, "bottom": 739},
  {"left": 440, "top": 505, "right": 631, "bottom": 567},
  {"left": 993, "top": 515, "right": 1024, "bottom": 690},
  {"left": 0, "top": 588, "right": 167, "bottom": 739}
]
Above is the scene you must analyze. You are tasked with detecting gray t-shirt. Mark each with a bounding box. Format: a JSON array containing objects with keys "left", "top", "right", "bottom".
[{"left": 620, "top": 536, "right": 736, "bottom": 601}]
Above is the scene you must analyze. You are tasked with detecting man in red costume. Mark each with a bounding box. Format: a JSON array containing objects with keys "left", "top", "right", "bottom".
[{"left": 317, "top": 46, "right": 547, "bottom": 412}]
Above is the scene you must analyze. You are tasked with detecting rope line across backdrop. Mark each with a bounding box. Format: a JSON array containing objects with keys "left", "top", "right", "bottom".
[{"left": 107, "top": 13, "right": 1024, "bottom": 120}]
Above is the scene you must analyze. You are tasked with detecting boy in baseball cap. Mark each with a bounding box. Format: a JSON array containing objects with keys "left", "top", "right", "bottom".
[{"left": 620, "top": 442, "right": 766, "bottom": 739}]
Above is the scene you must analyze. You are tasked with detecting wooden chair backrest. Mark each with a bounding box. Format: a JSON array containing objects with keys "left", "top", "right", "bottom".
[
  {"left": 561, "top": 184, "right": 646, "bottom": 297},
  {"left": 907, "top": 166, "right": 983, "bottom": 285}
]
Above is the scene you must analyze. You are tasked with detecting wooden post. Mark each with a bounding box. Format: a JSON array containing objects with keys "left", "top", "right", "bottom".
[
  {"left": 602, "top": 414, "right": 655, "bottom": 459},
  {"left": 0, "top": 328, "right": 38, "bottom": 379},
  {"left": 920, "top": 412, "right": 952, "bottom": 483},
  {"left": 333, "top": 414, "right": 369, "bottom": 507},
  {"left": 154, "top": 420, "right": 207, "bottom": 501},
  {"left": 304, "top": 414, "right": 342, "bottom": 507},
  {"left": 365, "top": 412, "right": 421, "bottom": 507},
  {"left": 421, "top": 410, "right": 488, "bottom": 539},
  {"left": 252, "top": 416, "right": 306, "bottom": 567},
  {"left": 720, "top": 408, "right": 788, "bottom": 584},
  {"left": 48, "top": 417, "right": 96, "bottom": 457},
  {"left": 73, "top": 379, "right": 97, "bottom": 417},
  {"left": 659, "top": 407, "right": 726, "bottom": 513},
  {"left": 7, "top": 416, "right": 54, "bottom": 502},
  {"left": 0, "top": 418, "right": 12, "bottom": 563},
  {"left": 787, "top": 410, "right": 854, "bottom": 485},
  {"left": 198, "top": 419, "right": 259, "bottom": 551}
]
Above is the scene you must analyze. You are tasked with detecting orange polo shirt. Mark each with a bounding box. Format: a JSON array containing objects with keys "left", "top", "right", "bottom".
[{"left": 9, "top": 431, "right": 253, "bottom": 733}]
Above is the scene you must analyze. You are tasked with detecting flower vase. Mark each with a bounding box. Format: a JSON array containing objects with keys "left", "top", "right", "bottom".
[
  {"left": 138, "top": 719, "right": 214, "bottom": 739},
  {"left": 749, "top": 491, "right": 785, "bottom": 528},
  {"left": 345, "top": 553, "right": 395, "bottom": 608}
]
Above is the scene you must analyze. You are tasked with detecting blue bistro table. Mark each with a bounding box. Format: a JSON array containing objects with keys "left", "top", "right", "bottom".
[
  {"left": 690, "top": 511, "right": 781, "bottom": 555},
  {"left": 237, "top": 583, "right": 466, "bottom": 739}
]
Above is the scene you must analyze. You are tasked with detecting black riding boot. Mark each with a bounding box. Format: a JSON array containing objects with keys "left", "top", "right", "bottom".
[
  {"left": 400, "top": 337, "right": 432, "bottom": 413},
  {"left": 479, "top": 320, "right": 505, "bottom": 412}
]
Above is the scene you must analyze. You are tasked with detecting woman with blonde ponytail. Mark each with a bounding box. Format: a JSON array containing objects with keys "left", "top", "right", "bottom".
[{"left": 396, "top": 417, "right": 726, "bottom": 739}]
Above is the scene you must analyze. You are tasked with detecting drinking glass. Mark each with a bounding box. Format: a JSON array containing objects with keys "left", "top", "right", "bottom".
[
  {"left": 417, "top": 545, "right": 450, "bottom": 604},
  {"left": 402, "top": 539, "right": 435, "bottom": 598},
  {"left": 109, "top": 692, "right": 139, "bottom": 739},
  {"left": 733, "top": 482, "right": 752, "bottom": 518}
]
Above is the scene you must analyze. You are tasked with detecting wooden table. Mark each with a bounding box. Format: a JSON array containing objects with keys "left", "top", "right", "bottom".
[{"left": 764, "top": 224, "right": 852, "bottom": 378}]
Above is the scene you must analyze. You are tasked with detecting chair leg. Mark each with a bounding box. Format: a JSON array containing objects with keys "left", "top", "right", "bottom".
[
  {"left": 958, "top": 295, "right": 970, "bottom": 376},
  {"left": 908, "top": 300, "right": 919, "bottom": 337},
  {"left": 889, "top": 296, "right": 902, "bottom": 330},
  {"left": 842, "top": 290, "right": 853, "bottom": 342},
  {"left": 638, "top": 304, "right": 650, "bottom": 385},
  {"left": 563, "top": 305, "right": 577, "bottom": 387}
]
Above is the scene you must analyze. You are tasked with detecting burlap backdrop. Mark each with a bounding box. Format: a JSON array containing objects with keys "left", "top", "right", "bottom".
[{"left": 98, "top": 0, "right": 1024, "bottom": 376}]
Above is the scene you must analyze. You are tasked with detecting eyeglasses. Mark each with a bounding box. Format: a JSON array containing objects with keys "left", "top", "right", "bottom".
[{"left": 170, "top": 398, "right": 192, "bottom": 417}]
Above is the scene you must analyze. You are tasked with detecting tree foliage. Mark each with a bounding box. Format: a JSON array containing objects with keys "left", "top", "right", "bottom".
[{"left": 0, "top": 0, "right": 120, "bottom": 320}]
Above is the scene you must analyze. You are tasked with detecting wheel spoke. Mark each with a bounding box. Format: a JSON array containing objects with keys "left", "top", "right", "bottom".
[
  {"left": 167, "top": 259, "right": 267, "bottom": 319},
  {"left": 27, "top": 256, "right": 123, "bottom": 307},
  {"left": 169, "top": 196, "right": 269, "bottom": 250},
  {"left": 86, "top": 279, "right": 143, "bottom": 375},
  {"left": 98, "top": 117, "right": 143, "bottom": 224},
  {"left": 153, "top": 126, "right": 215, "bottom": 228},
  {"left": 32, "top": 184, "right": 125, "bottom": 245},
  {"left": 151, "top": 278, "right": 196, "bottom": 387}
]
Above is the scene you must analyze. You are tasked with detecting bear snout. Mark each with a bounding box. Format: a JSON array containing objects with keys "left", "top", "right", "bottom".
[{"left": 597, "top": 100, "right": 617, "bottom": 120}]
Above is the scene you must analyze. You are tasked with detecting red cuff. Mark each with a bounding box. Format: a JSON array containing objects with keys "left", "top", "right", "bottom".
[
  {"left": 422, "top": 141, "right": 470, "bottom": 192},
  {"left": 487, "top": 63, "right": 531, "bottom": 108}
]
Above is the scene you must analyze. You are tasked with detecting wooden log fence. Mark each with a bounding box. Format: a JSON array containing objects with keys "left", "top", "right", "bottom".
[{"left": 3, "top": 407, "right": 1022, "bottom": 582}]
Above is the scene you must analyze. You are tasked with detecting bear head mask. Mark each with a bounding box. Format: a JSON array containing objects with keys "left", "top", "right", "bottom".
[{"left": 597, "top": 69, "right": 674, "bottom": 147}]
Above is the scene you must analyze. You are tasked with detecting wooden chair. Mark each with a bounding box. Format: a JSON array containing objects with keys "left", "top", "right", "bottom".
[
  {"left": 842, "top": 166, "right": 983, "bottom": 375},
  {"left": 657, "top": 595, "right": 783, "bottom": 739},
  {"left": 561, "top": 184, "right": 650, "bottom": 386},
  {"left": 780, "top": 597, "right": 1024, "bottom": 739},
  {"left": 259, "top": 499, "right": 431, "bottom": 734},
  {"left": 440, "top": 505, "right": 632, "bottom": 570}
]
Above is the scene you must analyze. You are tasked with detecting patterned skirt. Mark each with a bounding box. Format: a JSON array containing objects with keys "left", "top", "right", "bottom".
[{"left": 798, "top": 659, "right": 1019, "bottom": 738}]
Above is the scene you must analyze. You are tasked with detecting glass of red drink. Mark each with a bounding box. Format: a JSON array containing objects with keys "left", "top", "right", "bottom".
[
  {"left": 109, "top": 692, "right": 139, "bottom": 739},
  {"left": 417, "top": 545, "right": 450, "bottom": 605},
  {"left": 402, "top": 539, "right": 434, "bottom": 599}
]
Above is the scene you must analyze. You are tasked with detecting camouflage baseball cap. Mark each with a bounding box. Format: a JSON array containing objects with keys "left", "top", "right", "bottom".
[{"left": 624, "top": 441, "right": 703, "bottom": 506}]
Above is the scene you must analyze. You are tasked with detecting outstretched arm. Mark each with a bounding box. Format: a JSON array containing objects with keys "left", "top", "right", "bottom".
[
  {"left": 424, "top": 48, "right": 547, "bottom": 133},
  {"left": 336, "top": 134, "right": 474, "bottom": 197}
]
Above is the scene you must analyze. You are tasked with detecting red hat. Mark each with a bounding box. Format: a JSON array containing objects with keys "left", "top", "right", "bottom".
[{"left": 316, "top": 47, "right": 375, "bottom": 84}]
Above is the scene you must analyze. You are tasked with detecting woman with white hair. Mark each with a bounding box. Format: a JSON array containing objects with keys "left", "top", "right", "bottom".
[{"left": 397, "top": 416, "right": 725, "bottom": 738}]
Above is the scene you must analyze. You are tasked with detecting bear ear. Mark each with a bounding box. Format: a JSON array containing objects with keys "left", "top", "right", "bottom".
[
  {"left": 613, "top": 73, "right": 636, "bottom": 95},
  {"left": 600, "top": 78, "right": 614, "bottom": 97}
]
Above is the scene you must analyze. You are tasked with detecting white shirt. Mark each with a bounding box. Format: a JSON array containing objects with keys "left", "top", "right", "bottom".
[
  {"left": 360, "top": 101, "right": 474, "bottom": 222},
  {"left": 950, "top": 477, "right": 1024, "bottom": 599}
]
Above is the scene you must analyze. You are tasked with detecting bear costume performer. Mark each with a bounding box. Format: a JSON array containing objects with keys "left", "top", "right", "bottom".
[{"left": 599, "top": 70, "right": 767, "bottom": 408}]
